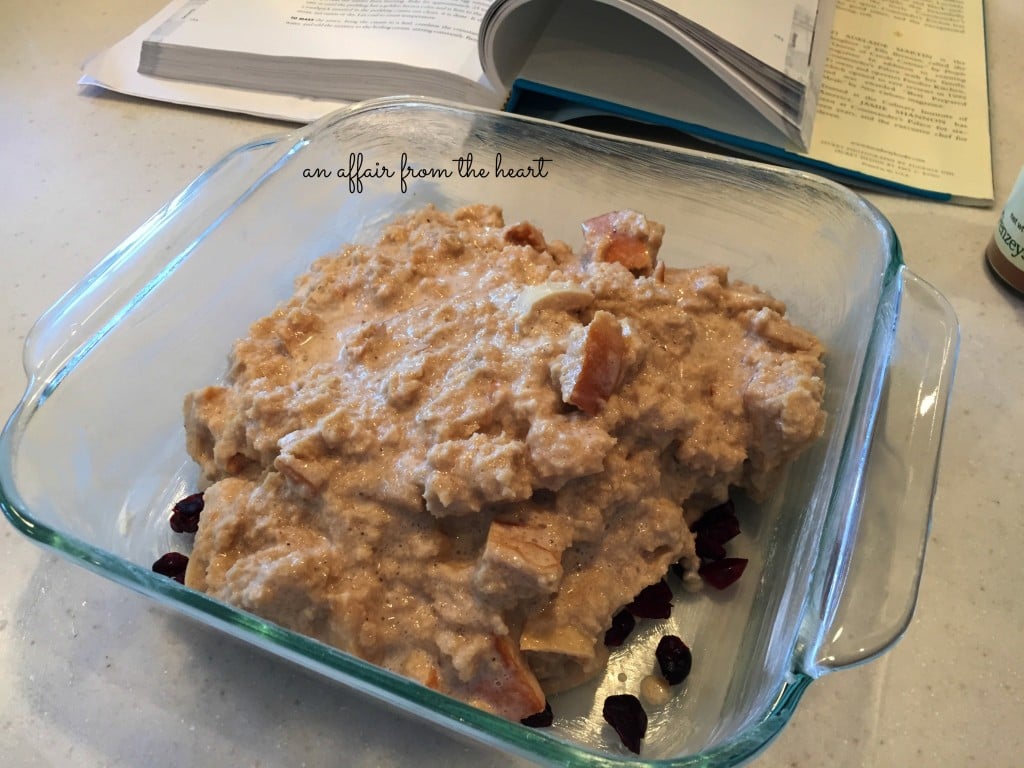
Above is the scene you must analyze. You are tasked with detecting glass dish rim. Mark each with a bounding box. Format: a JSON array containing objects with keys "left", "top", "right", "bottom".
[{"left": 1, "top": 96, "right": 910, "bottom": 766}]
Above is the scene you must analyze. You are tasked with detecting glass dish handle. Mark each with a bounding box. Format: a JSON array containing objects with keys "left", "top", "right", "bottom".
[
  {"left": 20, "top": 133, "right": 293, "bottom": 387},
  {"left": 810, "top": 268, "right": 958, "bottom": 675}
]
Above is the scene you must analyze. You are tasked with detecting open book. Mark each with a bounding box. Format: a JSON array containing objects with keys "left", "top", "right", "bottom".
[
  {"left": 479, "top": 0, "right": 833, "bottom": 152},
  {"left": 134, "top": 0, "right": 829, "bottom": 150},
  {"left": 81, "top": 0, "right": 993, "bottom": 205}
]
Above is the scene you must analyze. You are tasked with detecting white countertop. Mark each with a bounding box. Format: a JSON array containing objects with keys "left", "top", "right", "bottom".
[{"left": 2, "top": 3, "right": 1022, "bottom": 766}]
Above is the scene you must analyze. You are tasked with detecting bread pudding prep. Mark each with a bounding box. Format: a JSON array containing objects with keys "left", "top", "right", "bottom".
[{"left": 181, "top": 204, "right": 826, "bottom": 721}]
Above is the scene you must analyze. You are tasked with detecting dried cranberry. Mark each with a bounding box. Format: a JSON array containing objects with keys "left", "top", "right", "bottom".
[
  {"left": 655, "top": 635, "right": 693, "bottom": 685},
  {"left": 169, "top": 492, "right": 204, "bottom": 534},
  {"left": 626, "top": 579, "right": 673, "bottom": 619},
  {"left": 152, "top": 552, "right": 189, "bottom": 584},
  {"left": 604, "top": 609, "right": 636, "bottom": 647},
  {"left": 695, "top": 534, "right": 727, "bottom": 561},
  {"left": 520, "top": 700, "right": 553, "bottom": 728},
  {"left": 692, "top": 497, "right": 735, "bottom": 525},
  {"left": 602, "top": 693, "right": 647, "bottom": 754},
  {"left": 698, "top": 557, "right": 748, "bottom": 590},
  {"left": 690, "top": 499, "right": 741, "bottom": 545}
]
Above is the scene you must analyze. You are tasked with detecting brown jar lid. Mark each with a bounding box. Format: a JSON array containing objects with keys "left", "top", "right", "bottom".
[{"left": 986, "top": 237, "right": 1024, "bottom": 294}]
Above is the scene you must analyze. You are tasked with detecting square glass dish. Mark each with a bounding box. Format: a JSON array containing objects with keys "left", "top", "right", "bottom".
[{"left": 1, "top": 98, "right": 957, "bottom": 766}]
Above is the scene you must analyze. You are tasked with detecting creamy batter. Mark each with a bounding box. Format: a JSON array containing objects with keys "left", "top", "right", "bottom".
[{"left": 182, "top": 205, "right": 826, "bottom": 720}]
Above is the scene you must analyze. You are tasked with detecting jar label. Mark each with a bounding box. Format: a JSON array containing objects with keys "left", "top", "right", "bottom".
[{"left": 994, "top": 169, "right": 1024, "bottom": 273}]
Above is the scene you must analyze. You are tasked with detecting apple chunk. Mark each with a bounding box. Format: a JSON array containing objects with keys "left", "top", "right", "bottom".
[
  {"left": 560, "top": 310, "right": 625, "bottom": 415},
  {"left": 581, "top": 210, "right": 665, "bottom": 275}
]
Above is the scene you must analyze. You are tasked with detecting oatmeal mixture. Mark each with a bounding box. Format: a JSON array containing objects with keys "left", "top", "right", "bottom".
[{"left": 182, "top": 205, "right": 826, "bottom": 721}]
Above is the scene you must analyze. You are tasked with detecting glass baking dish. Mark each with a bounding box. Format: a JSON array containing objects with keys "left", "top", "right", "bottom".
[{"left": 0, "top": 97, "right": 956, "bottom": 766}]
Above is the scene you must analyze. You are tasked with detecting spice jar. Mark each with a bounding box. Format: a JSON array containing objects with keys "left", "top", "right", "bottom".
[{"left": 986, "top": 167, "right": 1024, "bottom": 294}]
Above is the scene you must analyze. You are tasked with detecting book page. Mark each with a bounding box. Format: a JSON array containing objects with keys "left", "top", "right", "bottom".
[
  {"left": 149, "top": 0, "right": 489, "bottom": 78},
  {"left": 83, "top": 0, "right": 349, "bottom": 123},
  {"left": 655, "top": 0, "right": 819, "bottom": 78},
  {"left": 803, "top": 0, "right": 991, "bottom": 201},
  {"left": 514, "top": 0, "right": 799, "bottom": 145}
]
